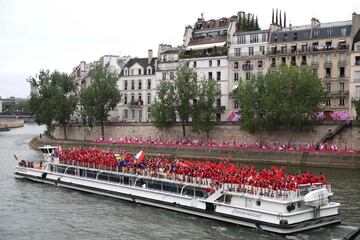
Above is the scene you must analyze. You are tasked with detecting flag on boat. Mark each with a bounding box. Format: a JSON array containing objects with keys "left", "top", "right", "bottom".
[{"left": 134, "top": 150, "right": 144, "bottom": 163}]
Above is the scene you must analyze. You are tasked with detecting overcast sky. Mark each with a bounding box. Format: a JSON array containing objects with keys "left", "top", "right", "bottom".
[{"left": 0, "top": 0, "right": 359, "bottom": 98}]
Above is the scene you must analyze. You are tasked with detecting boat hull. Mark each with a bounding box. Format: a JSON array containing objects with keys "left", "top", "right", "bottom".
[{"left": 14, "top": 169, "right": 341, "bottom": 234}]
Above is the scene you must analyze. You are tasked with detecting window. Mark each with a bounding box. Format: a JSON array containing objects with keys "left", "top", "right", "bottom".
[
  {"left": 162, "top": 72, "right": 167, "bottom": 80},
  {"left": 124, "top": 109, "right": 128, "bottom": 118},
  {"left": 217, "top": 60, "right": 220, "bottom": 66},
  {"left": 234, "top": 99, "right": 239, "bottom": 109},
  {"left": 131, "top": 93, "right": 135, "bottom": 103},
  {"left": 139, "top": 109, "right": 143, "bottom": 119},
  {"left": 274, "top": 34, "right": 277, "bottom": 42},
  {"left": 261, "top": 33, "right": 267, "bottom": 42},
  {"left": 208, "top": 72, "right": 213, "bottom": 80},
  {"left": 193, "top": 61, "right": 197, "bottom": 68},
  {"left": 293, "top": 32, "right": 298, "bottom": 41},
  {"left": 326, "top": 83, "right": 331, "bottom": 93},
  {"left": 170, "top": 71, "right": 174, "bottom": 80},
  {"left": 355, "top": 71, "right": 360, "bottom": 81},
  {"left": 124, "top": 69, "right": 128, "bottom": 76},
  {"left": 325, "top": 68, "right": 331, "bottom": 77},
  {"left": 356, "top": 86, "right": 360, "bottom": 97},
  {"left": 131, "top": 109, "right": 135, "bottom": 119},
  {"left": 234, "top": 62, "right": 239, "bottom": 69},
  {"left": 271, "top": 58, "right": 276, "bottom": 67},
  {"left": 216, "top": 98, "right": 221, "bottom": 107},
  {"left": 325, "top": 99, "right": 331, "bottom": 106},
  {"left": 281, "top": 46, "right": 287, "bottom": 54},
  {"left": 259, "top": 46, "right": 265, "bottom": 55},
  {"left": 291, "top": 56, "right": 296, "bottom": 65},
  {"left": 234, "top": 48, "right": 241, "bottom": 56},
  {"left": 341, "top": 28, "right": 347, "bottom": 37},
  {"left": 283, "top": 34, "right": 288, "bottom": 41},
  {"left": 216, "top": 84, "right": 221, "bottom": 94},
  {"left": 339, "top": 67, "right": 345, "bottom": 78},
  {"left": 124, "top": 80, "right": 128, "bottom": 90},
  {"left": 138, "top": 80, "right": 142, "bottom": 89},
  {"left": 325, "top": 54, "right": 331, "bottom": 63},
  {"left": 339, "top": 53, "right": 345, "bottom": 61},
  {"left": 339, "top": 98, "right": 345, "bottom": 106},
  {"left": 147, "top": 68, "right": 152, "bottom": 75},
  {"left": 356, "top": 56, "right": 360, "bottom": 65},
  {"left": 234, "top": 73, "right": 239, "bottom": 81},
  {"left": 131, "top": 80, "right": 135, "bottom": 90},
  {"left": 312, "top": 54, "right": 318, "bottom": 63},
  {"left": 124, "top": 94, "right": 128, "bottom": 104},
  {"left": 216, "top": 72, "right": 221, "bottom": 81},
  {"left": 301, "top": 55, "right": 307, "bottom": 65},
  {"left": 209, "top": 60, "right": 212, "bottom": 67},
  {"left": 147, "top": 79, "right": 151, "bottom": 89},
  {"left": 245, "top": 72, "right": 251, "bottom": 80},
  {"left": 250, "top": 34, "right": 258, "bottom": 43},
  {"left": 258, "top": 60, "right": 263, "bottom": 68},
  {"left": 138, "top": 93, "right": 142, "bottom": 102},
  {"left": 327, "top": 28, "right": 332, "bottom": 37},
  {"left": 130, "top": 69, "right": 134, "bottom": 75},
  {"left": 301, "top": 44, "right": 308, "bottom": 52},
  {"left": 237, "top": 35, "right": 245, "bottom": 44},
  {"left": 281, "top": 57, "right": 286, "bottom": 65},
  {"left": 248, "top": 47, "right": 254, "bottom": 56},
  {"left": 313, "top": 30, "right": 319, "bottom": 38},
  {"left": 138, "top": 69, "right": 142, "bottom": 75},
  {"left": 339, "top": 82, "right": 345, "bottom": 93},
  {"left": 147, "top": 93, "right": 151, "bottom": 104},
  {"left": 312, "top": 68, "right": 318, "bottom": 76}
]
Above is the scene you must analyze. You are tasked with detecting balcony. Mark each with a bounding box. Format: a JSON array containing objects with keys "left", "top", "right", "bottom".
[
  {"left": 129, "top": 100, "right": 144, "bottom": 107},
  {"left": 324, "top": 60, "right": 332, "bottom": 67},
  {"left": 330, "top": 91, "right": 349, "bottom": 96},
  {"left": 217, "top": 105, "right": 226, "bottom": 112},
  {"left": 242, "top": 63, "right": 253, "bottom": 70},
  {"left": 180, "top": 48, "right": 228, "bottom": 59},
  {"left": 229, "top": 51, "right": 266, "bottom": 60},
  {"left": 311, "top": 61, "right": 319, "bottom": 67}
]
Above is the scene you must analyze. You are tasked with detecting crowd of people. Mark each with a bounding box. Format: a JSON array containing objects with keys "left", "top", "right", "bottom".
[
  {"left": 91, "top": 136, "right": 358, "bottom": 154},
  {"left": 59, "top": 148, "right": 329, "bottom": 193}
]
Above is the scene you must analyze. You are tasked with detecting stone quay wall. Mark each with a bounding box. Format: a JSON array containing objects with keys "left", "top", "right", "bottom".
[{"left": 53, "top": 122, "right": 359, "bottom": 148}]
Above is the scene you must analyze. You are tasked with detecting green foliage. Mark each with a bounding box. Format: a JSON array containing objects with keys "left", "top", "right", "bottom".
[
  {"left": 174, "top": 64, "right": 198, "bottom": 137},
  {"left": 192, "top": 77, "right": 218, "bottom": 136},
  {"left": 236, "top": 13, "right": 260, "bottom": 32},
  {"left": 28, "top": 70, "right": 77, "bottom": 137},
  {"left": 354, "top": 100, "right": 360, "bottom": 117},
  {"left": 149, "top": 80, "right": 176, "bottom": 130},
  {"left": 79, "top": 64, "right": 121, "bottom": 137},
  {"left": 237, "top": 66, "right": 325, "bottom": 132}
]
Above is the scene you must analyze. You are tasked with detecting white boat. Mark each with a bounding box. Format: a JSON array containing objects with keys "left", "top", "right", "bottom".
[{"left": 14, "top": 146, "right": 341, "bottom": 234}]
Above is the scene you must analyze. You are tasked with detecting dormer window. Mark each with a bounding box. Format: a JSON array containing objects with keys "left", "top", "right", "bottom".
[
  {"left": 327, "top": 28, "right": 332, "bottom": 37},
  {"left": 313, "top": 30, "right": 319, "bottom": 38},
  {"left": 274, "top": 34, "right": 277, "bottom": 42},
  {"left": 293, "top": 33, "right": 298, "bottom": 41},
  {"left": 124, "top": 69, "right": 128, "bottom": 76},
  {"left": 138, "top": 69, "right": 142, "bottom": 75},
  {"left": 147, "top": 67, "right": 152, "bottom": 75},
  {"left": 283, "top": 34, "right": 288, "bottom": 41}
]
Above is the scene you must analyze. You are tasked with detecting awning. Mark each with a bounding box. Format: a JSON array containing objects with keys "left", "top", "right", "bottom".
[{"left": 185, "top": 42, "right": 226, "bottom": 51}]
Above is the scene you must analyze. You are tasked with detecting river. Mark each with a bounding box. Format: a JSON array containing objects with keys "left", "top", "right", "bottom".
[{"left": 0, "top": 123, "right": 359, "bottom": 240}]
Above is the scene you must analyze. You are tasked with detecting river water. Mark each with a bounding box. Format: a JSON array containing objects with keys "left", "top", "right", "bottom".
[{"left": 0, "top": 123, "right": 359, "bottom": 240}]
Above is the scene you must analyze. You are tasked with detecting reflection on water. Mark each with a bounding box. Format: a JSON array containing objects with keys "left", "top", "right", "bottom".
[{"left": 0, "top": 123, "right": 359, "bottom": 240}]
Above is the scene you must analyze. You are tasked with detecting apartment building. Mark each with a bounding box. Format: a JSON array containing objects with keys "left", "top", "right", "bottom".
[
  {"left": 180, "top": 14, "right": 237, "bottom": 121},
  {"left": 156, "top": 44, "right": 179, "bottom": 83},
  {"left": 117, "top": 50, "right": 157, "bottom": 122},
  {"left": 228, "top": 28, "right": 269, "bottom": 114},
  {"left": 267, "top": 16, "right": 360, "bottom": 116}
]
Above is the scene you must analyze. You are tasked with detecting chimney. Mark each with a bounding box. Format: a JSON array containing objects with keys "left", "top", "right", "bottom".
[
  {"left": 311, "top": 18, "right": 320, "bottom": 28},
  {"left": 148, "top": 49, "right": 153, "bottom": 64}
]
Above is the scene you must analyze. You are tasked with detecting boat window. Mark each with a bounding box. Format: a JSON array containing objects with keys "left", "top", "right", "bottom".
[{"left": 256, "top": 200, "right": 261, "bottom": 206}]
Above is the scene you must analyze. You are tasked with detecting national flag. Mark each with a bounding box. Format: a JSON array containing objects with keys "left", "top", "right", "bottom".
[{"left": 133, "top": 150, "right": 145, "bottom": 163}]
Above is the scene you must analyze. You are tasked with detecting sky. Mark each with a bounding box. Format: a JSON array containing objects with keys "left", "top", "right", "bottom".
[{"left": 0, "top": 0, "right": 359, "bottom": 98}]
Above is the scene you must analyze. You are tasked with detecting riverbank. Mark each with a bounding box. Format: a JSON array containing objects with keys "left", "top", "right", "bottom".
[{"left": 30, "top": 136, "right": 360, "bottom": 169}]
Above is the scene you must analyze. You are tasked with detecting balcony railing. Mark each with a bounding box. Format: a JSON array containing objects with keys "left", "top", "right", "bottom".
[
  {"left": 324, "top": 60, "right": 332, "bottom": 67},
  {"left": 229, "top": 51, "right": 266, "bottom": 58},
  {"left": 180, "top": 48, "right": 228, "bottom": 59},
  {"left": 242, "top": 63, "right": 253, "bottom": 70},
  {"left": 129, "top": 100, "right": 144, "bottom": 107},
  {"left": 338, "top": 59, "right": 346, "bottom": 66},
  {"left": 268, "top": 44, "right": 350, "bottom": 55},
  {"left": 330, "top": 91, "right": 349, "bottom": 96}
]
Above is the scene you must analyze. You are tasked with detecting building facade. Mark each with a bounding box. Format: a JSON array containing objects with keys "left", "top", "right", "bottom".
[
  {"left": 267, "top": 16, "right": 360, "bottom": 117},
  {"left": 228, "top": 28, "right": 269, "bottom": 115},
  {"left": 117, "top": 50, "right": 157, "bottom": 122},
  {"left": 180, "top": 15, "right": 237, "bottom": 121},
  {"left": 156, "top": 44, "right": 179, "bottom": 85}
]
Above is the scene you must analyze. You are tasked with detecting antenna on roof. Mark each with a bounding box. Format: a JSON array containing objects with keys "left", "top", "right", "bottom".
[{"left": 201, "top": 12, "right": 204, "bottom": 19}]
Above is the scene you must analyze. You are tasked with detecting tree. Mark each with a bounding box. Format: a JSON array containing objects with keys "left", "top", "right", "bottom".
[
  {"left": 149, "top": 80, "right": 176, "bottom": 130},
  {"left": 192, "top": 77, "right": 218, "bottom": 136},
  {"left": 80, "top": 64, "right": 121, "bottom": 137},
  {"left": 354, "top": 100, "right": 360, "bottom": 118},
  {"left": 237, "top": 66, "right": 325, "bottom": 132},
  {"left": 174, "top": 64, "right": 198, "bottom": 137},
  {"left": 28, "top": 70, "right": 77, "bottom": 138}
]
